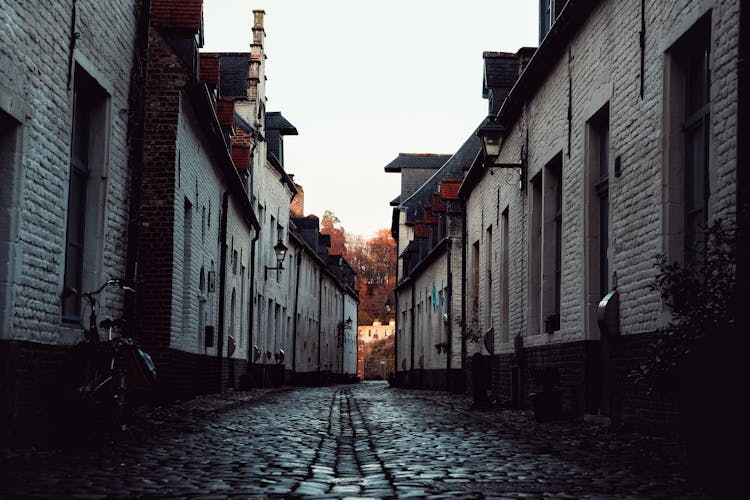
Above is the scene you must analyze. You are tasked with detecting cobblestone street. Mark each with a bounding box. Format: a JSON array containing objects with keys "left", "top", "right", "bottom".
[{"left": 0, "top": 382, "right": 712, "bottom": 499}]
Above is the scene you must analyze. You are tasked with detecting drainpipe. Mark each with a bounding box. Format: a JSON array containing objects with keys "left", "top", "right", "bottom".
[
  {"left": 217, "top": 191, "right": 229, "bottom": 392},
  {"left": 410, "top": 281, "right": 415, "bottom": 378},
  {"left": 291, "top": 251, "right": 302, "bottom": 380},
  {"left": 446, "top": 238, "right": 452, "bottom": 392},
  {"left": 341, "top": 289, "right": 345, "bottom": 378},
  {"left": 460, "top": 198, "right": 468, "bottom": 380},
  {"left": 124, "top": 0, "right": 150, "bottom": 336},
  {"left": 246, "top": 141, "right": 259, "bottom": 383},
  {"left": 317, "top": 270, "right": 323, "bottom": 384},
  {"left": 247, "top": 225, "right": 259, "bottom": 379}
]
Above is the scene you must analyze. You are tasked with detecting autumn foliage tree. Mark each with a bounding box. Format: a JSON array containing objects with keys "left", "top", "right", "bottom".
[
  {"left": 318, "top": 213, "right": 396, "bottom": 326},
  {"left": 348, "top": 229, "right": 396, "bottom": 325},
  {"left": 320, "top": 210, "right": 347, "bottom": 257}
]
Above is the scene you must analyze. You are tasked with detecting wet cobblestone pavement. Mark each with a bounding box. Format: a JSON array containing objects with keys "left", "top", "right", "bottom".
[{"left": 0, "top": 381, "right": 722, "bottom": 498}]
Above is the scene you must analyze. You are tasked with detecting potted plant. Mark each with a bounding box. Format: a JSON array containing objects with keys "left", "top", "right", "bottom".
[{"left": 529, "top": 366, "right": 561, "bottom": 421}]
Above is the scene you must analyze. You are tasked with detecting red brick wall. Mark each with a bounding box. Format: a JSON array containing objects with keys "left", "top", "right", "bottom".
[
  {"left": 136, "top": 27, "right": 190, "bottom": 363},
  {"left": 151, "top": 0, "right": 203, "bottom": 31},
  {"left": 232, "top": 144, "right": 250, "bottom": 169},
  {"left": 199, "top": 53, "right": 220, "bottom": 89},
  {"left": 217, "top": 99, "right": 234, "bottom": 126}
]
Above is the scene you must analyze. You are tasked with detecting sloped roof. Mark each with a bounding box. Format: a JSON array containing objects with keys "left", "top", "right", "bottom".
[
  {"left": 384, "top": 153, "right": 451, "bottom": 173},
  {"left": 400, "top": 127, "right": 482, "bottom": 224},
  {"left": 266, "top": 112, "right": 298, "bottom": 135},
  {"left": 219, "top": 53, "right": 249, "bottom": 99}
]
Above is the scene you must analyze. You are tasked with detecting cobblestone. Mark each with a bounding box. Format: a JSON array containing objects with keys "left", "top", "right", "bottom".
[{"left": 0, "top": 382, "right": 723, "bottom": 498}]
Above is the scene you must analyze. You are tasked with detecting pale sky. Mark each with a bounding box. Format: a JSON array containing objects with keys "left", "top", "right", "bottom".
[{"left": 202, "top": 0, "right": 539, "bottom": 239}]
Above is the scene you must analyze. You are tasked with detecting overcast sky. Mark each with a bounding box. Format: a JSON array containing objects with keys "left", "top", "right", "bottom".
[{"left": 202, "top": 0, "right": 539, "bottom": 239}]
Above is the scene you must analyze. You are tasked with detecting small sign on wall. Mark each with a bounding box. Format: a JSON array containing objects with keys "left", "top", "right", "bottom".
[{"left": 208, "top": 271, "right": 216, "bottom": 293}]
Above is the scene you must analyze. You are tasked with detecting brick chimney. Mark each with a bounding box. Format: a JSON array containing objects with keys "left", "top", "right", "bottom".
[
  {"left": 249, "top": 10, "right": 266, "bottom": 129},
  {"left": 232, "top": 10, "right": 267, "bottom": 132},
  {"left": 290, "top": 178, "right": 305, "bottom": 217}
]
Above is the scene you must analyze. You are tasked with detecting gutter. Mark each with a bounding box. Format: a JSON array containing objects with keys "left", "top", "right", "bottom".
[
  {"left": 460, "top": 197, "right": 467, "bottom": 374},
  {"left": 410, "top": 281, "right": 415, "bottom": 376},
  {"left": 292, "top": 250, "right": 302, "bottom": 377},
  {"left": 248, "top": 228, "right": 259, "bottom": 374},
  {"left": 317, "top": 270, "right": 323, "bottom": 383},
  {"left": 124, "top": 0, "right": 151, "bottom": 336},
  {"left": 446, "top": 237, "right": 452, "bottom": 391}
]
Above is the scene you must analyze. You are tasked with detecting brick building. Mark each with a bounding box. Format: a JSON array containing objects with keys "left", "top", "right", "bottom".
[
  {"left": 0, "top": 0, "right": 143, "bottom": 441},
  {"left": 133, "top": 0, "right": 261, "bottom": 399},
  {"left": 389, "top": 136, "right": 480, "bottom": 390},
  {"left": 459, "top": 0, "right": 742, "bottom": 432}
]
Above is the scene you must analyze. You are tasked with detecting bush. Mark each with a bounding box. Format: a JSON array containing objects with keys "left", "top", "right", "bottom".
[{"left": 632, "top": 219, "right": 737, "bottom": 395}]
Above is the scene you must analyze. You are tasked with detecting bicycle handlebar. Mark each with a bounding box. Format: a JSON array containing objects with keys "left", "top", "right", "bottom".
[{"left": 65, "top": 278, "right": 136, "bottom": 302}]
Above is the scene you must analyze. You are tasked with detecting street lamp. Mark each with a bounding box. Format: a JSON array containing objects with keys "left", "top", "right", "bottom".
[
  {"left": 477, "top": 115, "right": 506, "bottom": 161},
  {"left": 265, "top": 239, "right": 288, "bottom": 279},
  {"left": 477, "top": 115, "right": 527, "bottom": 188},
  {"left": 385, "top": 297, "right": 392, "bottom": 314}
]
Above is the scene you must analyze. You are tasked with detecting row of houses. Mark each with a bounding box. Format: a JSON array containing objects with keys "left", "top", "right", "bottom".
[
  {"left": 389, "top": 0, "right": 747, "bottom": 436},
  {"left": 0, "top": 0, "right": 357, "bottom": 443}
]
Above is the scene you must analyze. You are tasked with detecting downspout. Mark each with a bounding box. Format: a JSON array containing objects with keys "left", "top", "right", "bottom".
[
  {"left": 341, "top": 289, "right": 345, "bottom": 378},
  {"left": 247, "top": 141, "right": 259, "bottom": 379},
  {"left": 460, "top": 198, "right": 468, "bottom": 378},
  {"left": 446, "top": 238, "right": 452, "bottom": 392},
  {"left": 124, "top": 0, "right": 151, "bottom": 335},
  {"left": 217, "top": 191, "right": 229, "bottom": 392},
  {"left": 410, "top": 281, "right": 415, "bottom": 377},
  {"left": 291, "top": 251, "right": 302, "bottom": 379},
  {"left": 247, "top": 222, "right": 259, "bottom": 377},
  {"left": 317, "top": 270, "right": 323, "bottom": 383}
]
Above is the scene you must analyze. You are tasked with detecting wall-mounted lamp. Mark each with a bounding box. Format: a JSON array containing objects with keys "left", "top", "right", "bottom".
[
  {"left": 345, "top": 316, "right": 353, "bottom": 330},
  {"left": 477, "top": 115, "right": 527, "bottom": 189},
  {"left": 384, "top": 297, "right": 393, "bottom": 313},
  {"left": 265, "top": 238, "right": 288, "bottom": 279}
]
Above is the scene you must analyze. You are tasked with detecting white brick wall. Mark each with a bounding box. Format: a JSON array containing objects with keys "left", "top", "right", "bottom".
[
  {"left": 464, "top": 0, "right": 739, "bottom": 352},
  {"left": 0, "top": 0, "right": 137, "bottom": 345}
]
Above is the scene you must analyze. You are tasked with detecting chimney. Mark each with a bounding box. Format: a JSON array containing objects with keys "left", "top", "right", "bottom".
[
  {"left": 290, "top": 180, "right": 305, "bottom": 217},
  {"left": 248, "top": 10, "right": 266, "bottom": 129}
]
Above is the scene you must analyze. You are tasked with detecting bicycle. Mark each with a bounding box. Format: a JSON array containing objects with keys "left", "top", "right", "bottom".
[{"left": 63, "top": 278, "right": 156, "bottom": 435}]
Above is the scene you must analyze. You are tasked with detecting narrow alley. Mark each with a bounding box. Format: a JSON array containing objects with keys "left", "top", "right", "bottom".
[{"left": 1, "top": 382, "right": 701, "bottom": 499}]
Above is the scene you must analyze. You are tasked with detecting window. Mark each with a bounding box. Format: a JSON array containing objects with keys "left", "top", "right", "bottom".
[
  {"left": 182, "top": 198, "right": 193, "bottom": 334},
  {"left": 680, "top": 22, "right": 711, "bottom": 265},
  {"left": 501, "top": 208, "right": 510, "bottom": 343},
  {"left": 663, "top": 15, "right": 713, "bottom": 267},
  {"left": 1, "top": 109, "right": 22, "bottom": 334},
  {"left": 62, "top": 67, "right": 109, "bottom": 320},
  {"left": 471, "top": 241, "right": 480, "bottom": 319},
  {"left": 585, "top": 104, "right": 611, "bottom": 338},
  {"left": 542, "top": 153, "right": 563, "bottom": 332},
  {"left": 529, "top": 173, "right": 543, "bottom": 334},
  {"left": 590, "top": 107, "right": 610, "bottom": 297},
  {"left": 485, "top": 226, "right": 493, "bottom": 329}
]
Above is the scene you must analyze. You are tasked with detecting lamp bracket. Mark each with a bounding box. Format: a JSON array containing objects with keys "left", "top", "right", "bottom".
[{"left": 265, "top": 265, "right": 285, "bottom": 280}]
